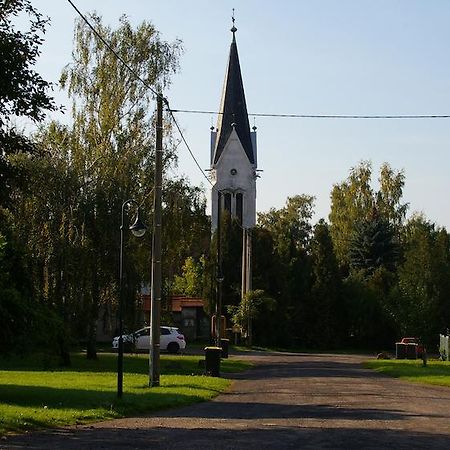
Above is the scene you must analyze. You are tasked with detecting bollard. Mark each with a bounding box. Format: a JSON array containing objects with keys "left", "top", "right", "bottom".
[
  {"left": 204, "top": 347, "right": 221, "bottom": 377},
  {"left": 220, "top": 338, "right": 230, "bottom": 359}
]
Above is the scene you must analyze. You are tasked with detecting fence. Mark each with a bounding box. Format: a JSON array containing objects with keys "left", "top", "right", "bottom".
[{"left": 439, "top": 334, "right": 449, "bottom": 361}]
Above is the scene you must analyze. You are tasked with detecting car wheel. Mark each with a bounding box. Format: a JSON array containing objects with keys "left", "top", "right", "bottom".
[{"left": 167, "top": 342, "right": 180, "bottom": 354}]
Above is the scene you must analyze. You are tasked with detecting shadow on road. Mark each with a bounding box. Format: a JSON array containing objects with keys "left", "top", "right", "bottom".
[
  {"left": 227, "top": 359, "right": 378, "bottom": 381},
  {"left": 162, "top": 400, "right": 445, "bottom": 421},
  {"left": 4, "top": 425, "right": 450, "bottom": 449}
]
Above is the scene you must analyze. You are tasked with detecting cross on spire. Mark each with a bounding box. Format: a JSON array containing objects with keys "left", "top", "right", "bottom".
[{"left": 231, "top": 8, "right": 237, "bottom": 39}]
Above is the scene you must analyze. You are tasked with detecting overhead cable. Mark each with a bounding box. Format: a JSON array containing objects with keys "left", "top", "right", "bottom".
[{"left": 170, "top": 109, "right": 450, "bottom": 120}]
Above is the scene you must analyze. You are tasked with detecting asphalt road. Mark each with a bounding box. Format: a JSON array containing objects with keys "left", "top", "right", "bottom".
[{"left": 3, "top": 352, "right": 450, "bottom": 449}]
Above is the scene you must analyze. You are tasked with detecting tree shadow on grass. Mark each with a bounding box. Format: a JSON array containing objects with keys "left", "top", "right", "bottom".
[
  {"left": 0, "top": 353, "right": 203, "bottom": 376},
  {"left": 0, "top": 384, "right": 206, "bottom": 412}
]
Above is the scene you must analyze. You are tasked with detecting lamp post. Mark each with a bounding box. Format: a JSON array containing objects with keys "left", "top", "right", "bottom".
[{"left": 118, "top": 199, "right": 147, "bottom": 398}]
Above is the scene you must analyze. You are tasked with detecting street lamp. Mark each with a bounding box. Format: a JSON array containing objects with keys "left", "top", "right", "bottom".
[{"left": 118, "top": 199, "right": 147, "bottom": 398}]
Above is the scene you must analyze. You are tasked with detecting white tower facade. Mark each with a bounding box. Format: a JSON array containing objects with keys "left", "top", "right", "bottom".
[{"left": 210, "top": 25, "right": 257, "bottom": 231}]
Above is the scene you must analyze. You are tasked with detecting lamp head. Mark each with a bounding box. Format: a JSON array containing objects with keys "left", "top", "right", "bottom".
[{"left": 129, "top": 209, "right": 147, "bottom": 238}]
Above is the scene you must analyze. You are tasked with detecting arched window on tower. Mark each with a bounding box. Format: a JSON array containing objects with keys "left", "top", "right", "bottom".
[
  {"left": 236, "top": 193, "right": 243, "bottom": 223},
  {"left": 224, "top": 192, "right": 232, "bottom": 214}
]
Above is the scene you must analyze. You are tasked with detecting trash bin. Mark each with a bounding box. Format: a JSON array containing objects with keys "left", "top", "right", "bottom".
[
  {"left": 204, "top": 346, "right": 221, "bottom": 377},
  {"left": 220, "top": 338, "right": 230, "bottom": 359},
  {"left": 396, "top": 343, "right": 407, "bottom": 359}
]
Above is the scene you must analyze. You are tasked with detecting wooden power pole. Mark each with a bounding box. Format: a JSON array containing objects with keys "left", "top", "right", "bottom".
[{"left": 149, "top": 94, "right": 163, "bottom": 387}]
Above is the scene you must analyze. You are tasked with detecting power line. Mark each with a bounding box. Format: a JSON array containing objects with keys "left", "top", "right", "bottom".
[
  {"left": 166, "top": 104, "right": 213, "bottom": 186},
  {"left": 171, "top": 109, "right": 450, "bottom": 120},
  {"left": 66, "top": 0, "right": 212, "bottom": 185}
]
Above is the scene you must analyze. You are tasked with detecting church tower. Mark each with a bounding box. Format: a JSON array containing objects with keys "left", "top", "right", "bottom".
[{"left": 210, "top": 19, "right": 257, "bottom": 231}]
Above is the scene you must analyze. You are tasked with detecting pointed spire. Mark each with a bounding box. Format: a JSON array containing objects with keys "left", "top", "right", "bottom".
[{"left": 213, "top": 14, "right": 254, "bottom": 165}]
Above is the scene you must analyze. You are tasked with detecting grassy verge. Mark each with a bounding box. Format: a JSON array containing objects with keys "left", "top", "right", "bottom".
[
  {"left": 0, "top": 352, "right": 252, "bottom": 436},
  {"left": 364, "top": 359, "right": 450, "bottom": 387}
]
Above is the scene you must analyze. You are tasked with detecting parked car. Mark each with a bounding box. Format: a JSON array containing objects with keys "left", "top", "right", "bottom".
[{"left": 112, "top": 326, "right": 186, "bottom": 354}]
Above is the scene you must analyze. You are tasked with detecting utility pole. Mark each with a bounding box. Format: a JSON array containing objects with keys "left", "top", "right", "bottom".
[
  {"left": 149, "top": 94, "right": 163, "bottom": 387},
  {"left": 215, "top": 190, "right": 223, "bottom": 347},
  {"left": 241, "top": 228, "right": 248, "bottom": 300},
  {"left": 246, "top": 229, "right": 252, "bottom": 345},
  {"left": 241, "top": 227, "right": 253, "bottom": 345},
  {"left": 247, "top": 229, "right": 252, "bottom": 292}
]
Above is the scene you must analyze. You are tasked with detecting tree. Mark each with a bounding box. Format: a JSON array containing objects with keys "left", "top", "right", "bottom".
[
  {"left": 342, "top": 269, "right": 396, "bottom": 349},
  {"left": 8, "top": 122, "right": 83, "bottom": 362},
  {"left": 5, "top": 14, "right": 183, "bottom": 359},
  {"left": 0, "top": 0, "right": 57, "bottom": 206},
  {"left": 392, "top": 216, "right": 450, "bottom": 344},
  {"left": 227, "top": 289, "right": 275, "bottom": 346},
  {"left": 349, "top": 208, "right": 398, "bottom": 275},
  {"left": 58, "top": 14, "right": 182, "bottom": 358},
  {"left": 329, "top": 161, "right": 407, "bottom": 269},
  {"left": 172, "top": 256, "right": 205, "bottom": 297},
  {"left": 434, "top": 228, "right": 450, "bottom": 332},
  {"left": 161, "top": 178, "right": 210, "bottom": 304},
  {"left": 306, "top": 220, "right": 342, "bottom": 348},
  {"left": 0, "top": 229, "right": 64, "bottom": 357},
  {"left": 258, "top": 195, "right": 315, "bottom": 262},
  {"left": 0, "top": 1, "right": 64, "bottom": 356},
  {"left": 257, "top": 195, "right": 315, "bottom": 301},
  {"left": 257, "top": 195, "right": 315, "bottom": 343},
  {"left": 211, "top": 214, "right": 245, "bottom": 311}
]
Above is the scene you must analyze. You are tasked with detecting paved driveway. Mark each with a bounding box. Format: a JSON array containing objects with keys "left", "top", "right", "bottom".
[{"left": 3, "top": 352, "right": 450, "bottom": 449}]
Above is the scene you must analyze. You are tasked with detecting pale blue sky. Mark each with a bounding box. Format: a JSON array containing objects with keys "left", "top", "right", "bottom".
[{"left": 27, "top": 1, "right": 450, "bottom": 228}]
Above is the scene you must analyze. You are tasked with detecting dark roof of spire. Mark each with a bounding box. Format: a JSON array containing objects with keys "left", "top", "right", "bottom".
[{"left": 213, "top": 33, "right": 254, "bottom": 165}]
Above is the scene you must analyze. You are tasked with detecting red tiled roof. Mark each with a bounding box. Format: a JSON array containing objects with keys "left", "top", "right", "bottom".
[
  {"left": 171, "top": 296, "right": 204, "bottom": 312},
  {"left": 142, "top": 294, "right": 204, "bottom": 312}
]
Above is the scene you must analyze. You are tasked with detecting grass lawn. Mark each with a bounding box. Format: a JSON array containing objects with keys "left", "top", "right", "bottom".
[
  {"left": 0, "top": 352, "right": 252, "bottom": 436},
  {"left": 364, "top": 358, "right": 450, "bottom": 387}
]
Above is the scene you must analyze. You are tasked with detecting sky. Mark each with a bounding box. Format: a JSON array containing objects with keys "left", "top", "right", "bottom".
[{"left": 24, "top": 0, "right": 450, "bottom": 229}]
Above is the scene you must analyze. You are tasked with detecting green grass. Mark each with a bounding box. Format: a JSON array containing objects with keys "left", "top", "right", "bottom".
[
  {"left": 0, "top": 352, "right": 252, "bottom": 436},
  {"left": 364, "top": 358, "right": 450, "bottom": 387}
]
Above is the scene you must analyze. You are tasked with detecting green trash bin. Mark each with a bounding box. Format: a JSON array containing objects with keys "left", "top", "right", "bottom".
[
  {"left": 204, "top": 347, "right": 221, "bottom": 377},
  {"left": 220, "top": 338, "right": 230, "bottom": 359}
]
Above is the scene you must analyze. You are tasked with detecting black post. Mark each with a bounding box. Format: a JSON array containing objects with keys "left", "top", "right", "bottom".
[
  {"left": 117, "top": 201, "right": 127, "bottom": 398},
  {"left": 117, "top": 199, "right": 146, "bottom": 398}
]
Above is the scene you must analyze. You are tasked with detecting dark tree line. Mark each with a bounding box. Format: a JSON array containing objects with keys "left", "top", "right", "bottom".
[
  {"left": 189, "top": 162, "right": 450, "bottom": 352},
  {"left": 231, "top": 162, "right": 450, "bottom": 351}
]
